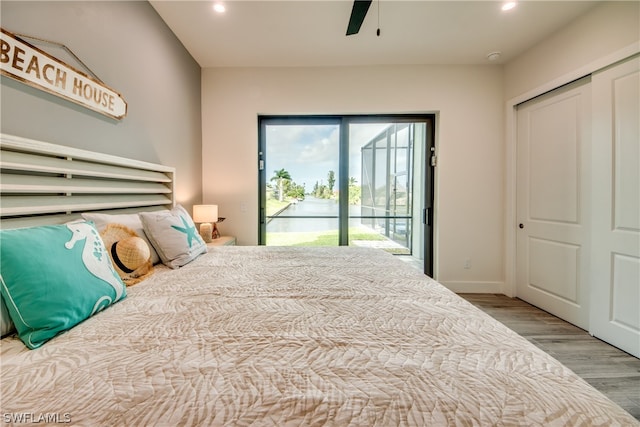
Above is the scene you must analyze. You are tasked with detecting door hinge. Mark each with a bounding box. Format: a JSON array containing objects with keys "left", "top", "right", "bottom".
[{"left": 431, "top": 155, "right": 437, "bottom": 167}]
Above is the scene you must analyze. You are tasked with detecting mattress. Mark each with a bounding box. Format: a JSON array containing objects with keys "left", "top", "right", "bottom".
[{"left": 1, "top": 246, "right": 636, "bottom": 426}]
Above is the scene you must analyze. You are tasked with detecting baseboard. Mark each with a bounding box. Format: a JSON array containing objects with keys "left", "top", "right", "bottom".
[{"left": 439, "top": 281, "right": 505, "bottom": 294}]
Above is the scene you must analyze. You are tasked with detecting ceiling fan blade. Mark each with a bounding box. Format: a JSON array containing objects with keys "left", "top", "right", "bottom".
[{"left": 346, "top": 0, "right": 373, "bottom": 36}]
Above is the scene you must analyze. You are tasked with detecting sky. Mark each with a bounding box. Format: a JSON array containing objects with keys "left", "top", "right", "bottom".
[{"left": 265, "top": 123, "right": 389, "bottom": 191}]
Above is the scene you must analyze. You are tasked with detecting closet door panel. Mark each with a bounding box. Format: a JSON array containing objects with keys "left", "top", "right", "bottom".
[
  {"left": 590, "top": 55, "right": 640, "bottom": 358},
  {"left": 516, "top": 78, "right": 591, "bottom": 329}
]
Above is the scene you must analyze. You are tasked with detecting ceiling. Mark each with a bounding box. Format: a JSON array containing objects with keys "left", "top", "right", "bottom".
[{"left": 149, "top": 0, "right": 600, "bottom": 68}]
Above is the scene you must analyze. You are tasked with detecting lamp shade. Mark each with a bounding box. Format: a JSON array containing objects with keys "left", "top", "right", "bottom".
[{"left": 193, "top": 205, "right": 218, "bottom": 223}]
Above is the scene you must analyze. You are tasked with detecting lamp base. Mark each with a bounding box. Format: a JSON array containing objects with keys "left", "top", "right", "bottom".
[{"left": 199, "top": 223, "right": 213, "bottom": 243}]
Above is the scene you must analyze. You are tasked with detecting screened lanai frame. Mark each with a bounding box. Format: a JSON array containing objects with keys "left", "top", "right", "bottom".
[{"left": 360, "top": 122, "right": 415, "bottom": 251}]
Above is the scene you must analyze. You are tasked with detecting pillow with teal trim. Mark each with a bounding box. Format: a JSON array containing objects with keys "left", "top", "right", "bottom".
[
  {"left": 139, "top": 205, "right": 207, "bottom": 269},
  {"left": 0, "top": 221, "right": 127, "bottom": 349}
]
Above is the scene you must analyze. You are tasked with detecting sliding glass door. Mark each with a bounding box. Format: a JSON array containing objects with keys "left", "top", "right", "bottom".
[
  {"left": 260, "top": 117, "right": 341, "bottom": 246},
  {"left": 258, "top": 115, "right": 435, "bottom": 274}
]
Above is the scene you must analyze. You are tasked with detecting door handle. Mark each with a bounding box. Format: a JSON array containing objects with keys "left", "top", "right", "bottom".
[{"left": 519, "top": 223, "right": 524, "bottom": 229}]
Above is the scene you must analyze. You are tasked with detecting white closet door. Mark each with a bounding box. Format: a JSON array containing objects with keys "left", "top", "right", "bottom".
[
  {"left": 590, "top": 55, "right": 640, "bottom": 358},
  {"left": 516, "top": 79, "right": 591, "bottom": 329}
]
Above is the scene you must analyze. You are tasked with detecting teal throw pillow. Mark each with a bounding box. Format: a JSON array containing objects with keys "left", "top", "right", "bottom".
[{"left": 0, "top": 221, "right": 127, "bottom": 349}]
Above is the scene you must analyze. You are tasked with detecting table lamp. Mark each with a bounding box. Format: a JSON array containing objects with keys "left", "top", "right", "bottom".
[{"left": 193, "top": 204, "right": 218, "bottom": 243}]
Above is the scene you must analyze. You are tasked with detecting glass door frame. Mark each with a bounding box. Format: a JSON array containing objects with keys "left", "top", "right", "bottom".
[
  {"left": 258, "top": 114, "right": 435, "bottom": 275},
  {"left": 258, "top": 115, "right": 343, "bottom": 246}
]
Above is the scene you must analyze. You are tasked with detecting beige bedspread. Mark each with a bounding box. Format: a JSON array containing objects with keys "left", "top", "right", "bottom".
[{"left": 1, "top": 247, "right": 637, "bottom": 426}]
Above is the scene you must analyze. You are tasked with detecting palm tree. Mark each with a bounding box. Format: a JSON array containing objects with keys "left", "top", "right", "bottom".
[
  {"left": 327, "top": 170, "right": 336, "bottom": 194},
  {"left": 271, "top": 168, "right": 291, "bottom": 202}
]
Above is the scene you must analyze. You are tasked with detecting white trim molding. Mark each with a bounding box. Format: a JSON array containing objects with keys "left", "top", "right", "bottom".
[{"left": 440, "top": 281, "right": 505, "bottom": 294}]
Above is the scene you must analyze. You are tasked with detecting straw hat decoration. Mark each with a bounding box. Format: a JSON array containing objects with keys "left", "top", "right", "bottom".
[{"left": 100, "top": 223, "right": 153, "bottom": 285}]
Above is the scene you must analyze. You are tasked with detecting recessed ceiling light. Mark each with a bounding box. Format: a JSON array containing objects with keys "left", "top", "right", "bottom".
[
  {"left": 502, "top": 2, "right": 517, "bottom": 11},
  {"left": 213, "top": 3, "right": 226, "bottom": 13}
]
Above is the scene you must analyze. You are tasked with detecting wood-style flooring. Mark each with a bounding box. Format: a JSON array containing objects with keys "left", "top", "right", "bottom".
[{"left": 459, "top": 293, "right": 640, "bottom": 421}]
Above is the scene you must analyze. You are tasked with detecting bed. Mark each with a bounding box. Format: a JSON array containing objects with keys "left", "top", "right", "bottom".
[{"left": 1, "top": 134, "right": 637, "bottom": 426}]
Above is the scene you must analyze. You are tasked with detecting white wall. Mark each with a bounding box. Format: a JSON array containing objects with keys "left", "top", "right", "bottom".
[
  {"left": 505, "top": 1, "right": 640, "bottom": 101},
  {"left": 202, "top": 65, "right": 505, "bottom": 290},
  {"left": 0, "top": 1, "right": 202, "bottom": 209}
]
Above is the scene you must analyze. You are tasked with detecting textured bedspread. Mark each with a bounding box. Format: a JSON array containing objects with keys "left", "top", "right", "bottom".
[{"left": 1, "top": 247, "right": 637, "bottom": 426}]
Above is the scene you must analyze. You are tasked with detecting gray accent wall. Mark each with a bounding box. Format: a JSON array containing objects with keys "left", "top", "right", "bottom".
[{"left": 0, "top": 1, "right": 202, "bottom": 209}]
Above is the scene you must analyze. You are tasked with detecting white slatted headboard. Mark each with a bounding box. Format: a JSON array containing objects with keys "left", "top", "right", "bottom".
[{"left": 0, "top": 133, "right": 175, "bottom": 229}]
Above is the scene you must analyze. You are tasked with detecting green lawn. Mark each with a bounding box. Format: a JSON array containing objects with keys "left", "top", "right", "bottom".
[
  {"left": 266, "top": 199, "right": 290, "bottom": 216},
  {"left": 264, "top": 202, "right": 410, "bottom": 253},
  {"left": 267, "top": 227, "right": 386, "bottom": 247}
]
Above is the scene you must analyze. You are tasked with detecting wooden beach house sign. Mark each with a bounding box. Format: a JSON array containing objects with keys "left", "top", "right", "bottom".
[{"left": 0, "top": 28, "right": 127, "bottom": 120}]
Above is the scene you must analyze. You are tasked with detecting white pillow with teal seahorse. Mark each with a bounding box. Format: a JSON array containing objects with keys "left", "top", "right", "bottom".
[{"left": 0, "top": 221, "right": 126, "bottom": 349}]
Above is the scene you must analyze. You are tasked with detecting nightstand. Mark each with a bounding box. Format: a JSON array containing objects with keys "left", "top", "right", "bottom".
[{"left": 206, "top": 236, "right": 236, "bottom": 247}]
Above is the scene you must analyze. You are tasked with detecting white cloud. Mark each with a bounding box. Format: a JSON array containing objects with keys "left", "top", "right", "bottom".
[
  {"left": 264, "top": 122, "right": 392, "bottom": 188},
  {"left": 266, "top": 124, "right": 339, "bottom": 187}
]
